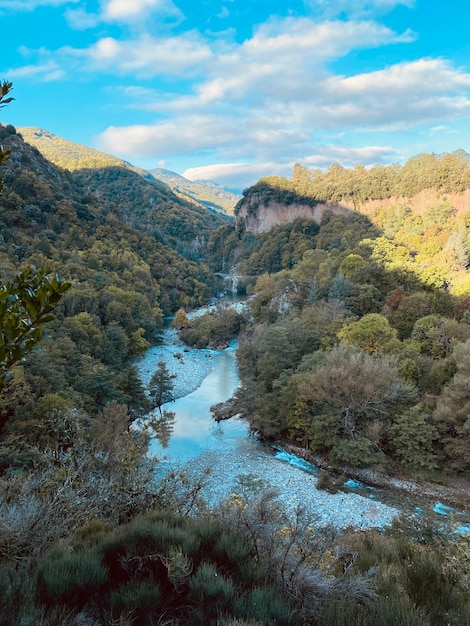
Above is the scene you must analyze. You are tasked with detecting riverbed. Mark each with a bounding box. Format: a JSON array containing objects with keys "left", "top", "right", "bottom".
[{"left": 136, "top": 322, "right": 401, "bottom": 530}]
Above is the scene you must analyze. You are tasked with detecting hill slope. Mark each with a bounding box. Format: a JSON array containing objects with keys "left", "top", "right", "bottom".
[
  {"left": 235, "top": 154, "right": 470, "bottom": 234},
  {"left": 19, "top": 127, "right": 238, "bottom": 216},
  {"left": 149, "top": 167, "right": 240, "bottom": 215},
  {"left": 17, "top": 126, "right": 229, "bottom": 254}
]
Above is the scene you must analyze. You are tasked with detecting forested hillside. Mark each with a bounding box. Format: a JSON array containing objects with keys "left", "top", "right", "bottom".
[
  {"left": 2, "top": 100, "right": 470, "bottom": 624},
  {"left": 0, "top": 123, "right": 223, "bottom": 452},
  {"left": 149, "top": 167, "right": 240, "bottom": 215},
  {"left": 208, "top": 165, "right": 470, "bottom": 477},
  {"left": 257, "top": 152, "right": 470, "bottom": 207},
  {"left": 20, "top": 127, "right": 238, "bottom": 217}
]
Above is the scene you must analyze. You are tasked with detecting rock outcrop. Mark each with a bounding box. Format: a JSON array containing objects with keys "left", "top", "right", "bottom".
[
  {"left": 235, "top": 194, "right": 350, "bottom": 234},
  {"left": 235, "top": 186, "right": 470, "bottom": 235}
]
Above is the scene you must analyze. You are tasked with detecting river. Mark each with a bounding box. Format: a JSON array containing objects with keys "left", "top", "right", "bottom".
[{"left": 136, "top": 307, "right": 470, "bottom": 532}]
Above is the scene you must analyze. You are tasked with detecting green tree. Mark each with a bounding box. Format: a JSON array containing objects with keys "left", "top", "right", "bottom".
[
  {"left": 149, "top": 360, "right": 176, "bottom": 414},
  {"left": 389, "top": 404, "right": 438, "bottom": 471},
  {"left": 338, "top": 313, "right": 398, "bottom": 354},
  {"left": 172, "top": 307, "right": 190, "bottom": 329},
  {"left": 0, "top": 81, "right": 14, "bottom": 193},
  {"left": 298, "top": 344, "right": 416, "bottom": 465},
  {"left": 0, "top": 267, "right": 71, "bottom": 389},
  {"left": 433, "top": 339, "right": 470, "bottom": 472}
]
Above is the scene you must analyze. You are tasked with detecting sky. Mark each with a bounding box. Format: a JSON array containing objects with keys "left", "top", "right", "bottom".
[{"left": 1, "top": 0, "right": 470, "bottom": 191}]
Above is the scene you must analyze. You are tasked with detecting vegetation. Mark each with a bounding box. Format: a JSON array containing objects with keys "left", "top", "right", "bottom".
[
  {"left": 235, "top": 154, "right": 470, "bottom": 215},
  {"left": 149, "top": 360, "right": 176, "bottom": 414},
  {"left": 0, "top": 123, "right": 222, "bottom": 447},
  {"left": 20, "top": 127, "right": 239, "bottom": 216},
  {"left": 179, "top": 302, "right": 249, "bottom": 348},
  {"left": 149, "top": 166, "right": 240, "bottom": 215},
  {"left": 208, "top": 176, "right": 470, "bottom": 478},
  {"left": 0, "top": 266, "right": 70, "bottom": 390},
  {"left": 2, "top": 83, "right": 470, "bottom": 624}
]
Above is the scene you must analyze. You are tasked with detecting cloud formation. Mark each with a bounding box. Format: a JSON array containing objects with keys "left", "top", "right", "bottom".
[
  {"left": 101, "top": 0, "right": 182, "bottom": 22},
  {"left": 2, "top": 0, "right": 470, "bottom": 189}
]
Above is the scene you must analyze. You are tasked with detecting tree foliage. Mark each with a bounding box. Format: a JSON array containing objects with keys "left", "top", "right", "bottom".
[
  {"left": 149, "top": 360, "right": 176, "bottom": 414},
  {"left": 0, "top": 267, "right": 70, "bottom": 390}
]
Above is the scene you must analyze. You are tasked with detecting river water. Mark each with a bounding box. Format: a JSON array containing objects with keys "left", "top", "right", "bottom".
[{"left": 136, "top": 310, "right": 470, "bottom": 532}]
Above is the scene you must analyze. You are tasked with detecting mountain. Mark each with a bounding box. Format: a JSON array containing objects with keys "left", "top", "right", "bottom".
[
  {"left": 149, "top": 167, "right": 240, "bottom": 215},
  {"left": 19, "top": 127, "right": 239, "bottom": 216},
  {"left": 17, "top": 126, "right": 230, "bottom": 253},
  {"left": 18, "top": 126, "right": 147, "bottom": 175}
]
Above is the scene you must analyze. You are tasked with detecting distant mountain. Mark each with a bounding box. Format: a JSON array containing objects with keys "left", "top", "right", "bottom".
[
  {"left": 18, "top": 126, "right": 149, "bottom": 175},
  {"left": 19, "top": 127, "right": 239, "bottom": 216},
  {"left": 149, "top": 167, "right": 241, "bottom": 216},
  {"left": 17, "top": 126, "right": 229, "bottom": 249}
]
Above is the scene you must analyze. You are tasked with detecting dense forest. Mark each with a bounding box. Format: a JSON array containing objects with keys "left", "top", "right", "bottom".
[
  {"left": 2, "top": 96, "right": 470, "bottom": 626},
  {"left": 248, "top": 152, "right": 470, "bottom": 206},
  {"left": 0, "top": 123, "right": 227, "bottom": 453},
  {"left": 207, "top": 165, "right": 470, "bottom": 476}
]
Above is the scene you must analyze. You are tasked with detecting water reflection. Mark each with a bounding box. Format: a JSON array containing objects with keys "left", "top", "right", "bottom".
[
  {"left": 147, "top": 347, "right": 249, "bottom": 463},
  {"left": 151, "top": 410, "right": 175, "bottom": 448}
]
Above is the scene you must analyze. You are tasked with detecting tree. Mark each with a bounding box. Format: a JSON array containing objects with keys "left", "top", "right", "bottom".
[
  {"left": 433, "top": 339, "right": 470, "bottom": 472},
  {"left": 298, "top": 344, "right": 416, "bottom": 465},
  {"left": 0, "top": 81, "right": 14, "bottom": 193},
  {"left": 389, "top": 404, "right": 438, "bottom": 471},
  {"left": 149, "top": 360, "right": 176, "bottom": 414},
  {"left": 172, "top": 307, "right": 190, "bottom": 329},
  {"left": 0, "top": 85, "right": 70, "bottom": 390},
  {"left": 0, "top": 267, "right": 71, "bottom": 389},
  {"left": 338, "top": 313, "right": 398, "bottom": 354}
]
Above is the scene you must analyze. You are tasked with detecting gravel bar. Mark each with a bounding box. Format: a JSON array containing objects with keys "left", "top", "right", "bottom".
[{"left": 182, "top": 447, "right": 399, "bottom": 530}]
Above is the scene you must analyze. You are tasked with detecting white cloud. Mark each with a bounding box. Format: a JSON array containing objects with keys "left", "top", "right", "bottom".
[
  {"left": 8, "top": 7, "right": 469, "bottom": 187},
  {"left": 183, "top": 162, "right": 291, "bottom": 188},
  {"left": 4, "top": 59, "right": 64, "bottom": 81},
  {"left": 97, "top": 115, "right": 243, "bottom": 157},
  {"left": 64, "top": 7, "right": 99, "bottom": 28},
  {"left": 101, "top": 0, "right": 182, "bottom": 22},
  {"left": 303, "top": 145, "right": 395, "bottom": 168},
  {"left": 304, "top": 0, "right": 415, "bottom": 18},
  {"left": 84, "top": 34, "right": 212, "bottom": 76},
  {"left": 311, "top": 59, "right": 470, "bottom": 129}
]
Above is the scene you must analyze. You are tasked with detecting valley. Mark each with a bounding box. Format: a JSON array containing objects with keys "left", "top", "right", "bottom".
[{"left": 1, "top": 117, "right": 470, "bottom": 624}]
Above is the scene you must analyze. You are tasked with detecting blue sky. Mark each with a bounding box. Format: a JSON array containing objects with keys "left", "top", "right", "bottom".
[{"left": 1, "top": 0, "right": 470, "bottom": 190}]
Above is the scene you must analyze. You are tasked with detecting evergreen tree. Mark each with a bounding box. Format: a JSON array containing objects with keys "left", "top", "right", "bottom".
[{"left": 149, "top": 360, "right": 176, "bottom": 414}]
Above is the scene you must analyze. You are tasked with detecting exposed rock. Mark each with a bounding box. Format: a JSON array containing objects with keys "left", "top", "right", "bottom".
[
  {"left": 236, "top": 196, "right": 349, "bottom": 234},
  {"left": 235, "top": 185, "right": 470, "bottom": 235}
]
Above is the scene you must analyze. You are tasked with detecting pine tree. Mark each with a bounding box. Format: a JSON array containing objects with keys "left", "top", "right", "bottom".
[{"left": 149, "top": 361, "right": 176, "bottom": 414}]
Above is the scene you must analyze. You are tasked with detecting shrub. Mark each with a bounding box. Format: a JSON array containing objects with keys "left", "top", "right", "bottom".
[
  {"left": 36, "top": 549, "right": 106, "bottom": 607},
  {"left": 189, "top": 562, "right": 235, "bottom": 603},
  {"left": 110, "top": 580, "right": 161, "bottom": 619},
  {"left": 235, "top": 586, "right": 291, "bottom": 624},
  {"left": 316, "top": 471, "right": 347, "bottom": 494}
]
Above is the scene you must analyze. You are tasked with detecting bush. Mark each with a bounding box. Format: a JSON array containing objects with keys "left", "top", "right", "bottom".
[
  {"left": 235, "top": 586, "right": 291, "bottom": 624},
  {"left": 37, "top": 550, "right": 106, "bottom": 608},
  {"left": 110, "top": 580, "right": 161, "bottom": 619},
  {"left": 316, "top": 471, "right": 347, "bottom": 493},
  {"left": 189, "top": 562, "right": 235, "bottom": 602}
]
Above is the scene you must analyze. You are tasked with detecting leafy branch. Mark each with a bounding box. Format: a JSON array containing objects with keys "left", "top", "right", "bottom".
[
  {"left": 0, "top": 81, "right": 13, "bottom": 192},
  {"left": 0, "top": 267, "right": 71, "bottom": 388}
]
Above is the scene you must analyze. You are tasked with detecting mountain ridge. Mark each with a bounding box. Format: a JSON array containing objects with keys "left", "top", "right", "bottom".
[{"left": 18, "top": 126, "right": 239, "bottom": 216}]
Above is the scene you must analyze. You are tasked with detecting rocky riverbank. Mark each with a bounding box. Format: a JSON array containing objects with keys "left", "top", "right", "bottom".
[
  {"left": 281, "top": 443, "right": 470, "bottom": 510},
  {"left": 181, "top": 445, "right": 399, "bottom": 530}
]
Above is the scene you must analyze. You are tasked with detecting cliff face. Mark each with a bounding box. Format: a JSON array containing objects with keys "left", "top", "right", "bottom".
[
  {"left": 235, "top": 193, "right": 350, "bottom": 234},
  {"left": 235, "top": 188, "right": 470, "bottom": 234}
]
